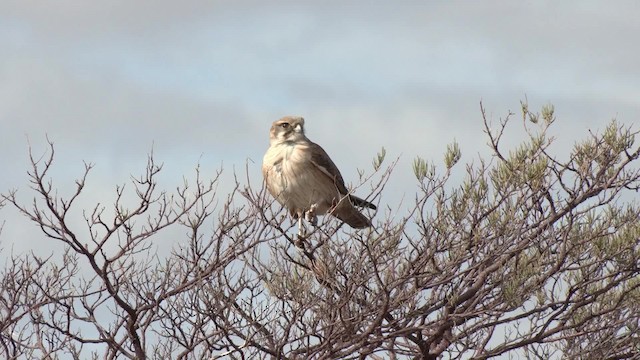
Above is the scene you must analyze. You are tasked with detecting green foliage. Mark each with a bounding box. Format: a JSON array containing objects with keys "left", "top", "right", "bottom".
[
  {"left": 521, "top": 100, "right": 555, "bottom": 126},
  {"left": 444, "top": 140, "right": 461, "bottom": 169},
  {"left": 412, "top": 156, "right": 434, "bottom": 181},
  {"left": 372, "top": 146, "right": 386, "bottom": 171}
]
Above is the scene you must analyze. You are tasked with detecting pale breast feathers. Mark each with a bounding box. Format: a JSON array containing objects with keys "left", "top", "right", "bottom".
[{"left": 263, "top": 142, "right": 340, "bottom": 214}]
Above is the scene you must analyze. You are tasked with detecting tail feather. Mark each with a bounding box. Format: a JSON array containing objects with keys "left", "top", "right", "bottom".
[
  {"left": 349, "top": 195, "right": 376, "bottom": 210},
  {"left": 333, "top": 206, "right": 372, "bottom": 228}
]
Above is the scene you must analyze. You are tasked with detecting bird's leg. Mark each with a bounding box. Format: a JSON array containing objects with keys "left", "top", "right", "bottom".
[
  {"left": 297, "top": 215, "right": 306, "bottom": 237},
  {"left": 296, "top": 213, "right": 307, "bottom": 248},
  {"left": 297, "top": 204, "right": 319, "bottom": 248}
]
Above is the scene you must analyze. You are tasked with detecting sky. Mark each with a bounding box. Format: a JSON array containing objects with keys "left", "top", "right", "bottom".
[{"left": 1, "top": 1, "right": 640, "bottom": 255}]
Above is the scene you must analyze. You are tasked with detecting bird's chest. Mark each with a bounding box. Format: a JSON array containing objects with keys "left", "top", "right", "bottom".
[
  {"left": 267, "top": 143, "right": 311, "bottom": 189},
  {"left": 263, "top": 142, "right": 340, "bottom": 214},
  {"left": 265, "top": 143, "right": 331, "bottom": 206}
]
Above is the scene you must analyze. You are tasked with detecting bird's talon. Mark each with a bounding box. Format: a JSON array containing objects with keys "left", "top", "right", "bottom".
[
  {"left": 295, "top": 234, "right": 307, "bottom": 249},
  {"left": 305, "top": 204, "right": 319, "bottom": 227}
]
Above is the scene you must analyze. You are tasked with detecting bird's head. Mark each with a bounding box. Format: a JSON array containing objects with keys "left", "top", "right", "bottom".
[{"left": 269, "top": 116, "right": 306, "bottom": 145}]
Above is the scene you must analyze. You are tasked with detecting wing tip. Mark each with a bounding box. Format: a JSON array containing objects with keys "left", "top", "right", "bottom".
[{"left": 349, "top": 195, "right": 377, "bottom": 210}]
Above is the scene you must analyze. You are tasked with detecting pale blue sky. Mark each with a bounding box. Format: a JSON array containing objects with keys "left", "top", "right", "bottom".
[{"left": 1, "top": 1, "right": 639, "bottom": 254}]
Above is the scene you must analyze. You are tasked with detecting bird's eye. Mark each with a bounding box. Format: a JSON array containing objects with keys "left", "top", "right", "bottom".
[{"left": 281, "top": 123, "right": 289, "bottom": 128}]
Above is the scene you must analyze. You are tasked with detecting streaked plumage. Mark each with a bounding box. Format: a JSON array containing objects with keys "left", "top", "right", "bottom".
[{"left": 262, "top": 116, "right": 376, "bottom": 228}]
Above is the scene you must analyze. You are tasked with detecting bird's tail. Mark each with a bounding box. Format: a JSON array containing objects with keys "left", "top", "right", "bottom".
[
  {"left": 349, "top": 195, "right": 377, "bottom": 210},
  {"left": 330, "top": 195, "right": 376, "bottom": 228},
  {"left": 333, "top": 207, "right": 372, "bottom": 228}
]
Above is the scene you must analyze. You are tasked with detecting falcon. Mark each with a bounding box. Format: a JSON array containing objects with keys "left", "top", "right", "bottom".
[{"left": 262, "top": 116, "right": 376, "bottom": 231}]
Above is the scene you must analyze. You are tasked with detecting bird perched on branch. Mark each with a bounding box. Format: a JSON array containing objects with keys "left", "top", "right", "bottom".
[{"left": 262, "top": 116, "right": 376, "bottom": 234}]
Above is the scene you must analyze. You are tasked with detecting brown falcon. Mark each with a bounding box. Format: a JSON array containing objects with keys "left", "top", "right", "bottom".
[{"left": 262, "top": 116, "right": 376, "bottom": 229}]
